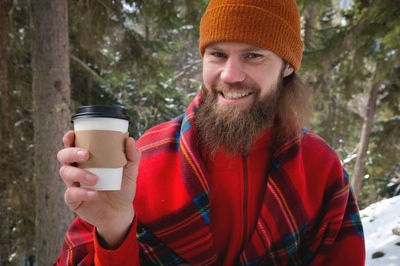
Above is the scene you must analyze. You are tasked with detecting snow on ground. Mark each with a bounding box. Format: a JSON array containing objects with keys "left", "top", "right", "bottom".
[{"left": 360, "top": 195, "right": 400, "bottom": 266}]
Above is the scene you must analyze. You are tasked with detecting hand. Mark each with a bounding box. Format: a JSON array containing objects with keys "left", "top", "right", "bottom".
[{"left": 57, "top": 130, "right": 141, "bottom": 248}]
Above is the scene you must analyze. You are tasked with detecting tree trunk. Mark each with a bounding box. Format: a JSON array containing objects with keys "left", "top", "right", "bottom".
[
  {"left": 0, "top": 1, "right": 11, "bottom": 264},
  {"left": 351, "top": 81, "right": 380, "bottom": 198},
  {"left": 31, "top": 0, "right": 74, "bottom": 264},
  {"left": 304, "top": 4, "right": 318, "bottom": 48}
]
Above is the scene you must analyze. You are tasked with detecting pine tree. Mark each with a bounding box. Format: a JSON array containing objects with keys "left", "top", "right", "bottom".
[{"left": 31, "top": 0, "right": 74, "bottom": 263}]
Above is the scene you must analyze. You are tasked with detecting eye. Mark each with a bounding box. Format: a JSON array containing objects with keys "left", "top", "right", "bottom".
[
  {"left": 247, "top": 53, "right": 262, "bottom": 59},
  {"left": 211, "top": 52, "right": 227, "bottom": 58}
]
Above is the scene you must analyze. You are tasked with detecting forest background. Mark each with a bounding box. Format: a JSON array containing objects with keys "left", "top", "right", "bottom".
[{"left": 0, "top": 0, "right": 399, "bottom": 265}]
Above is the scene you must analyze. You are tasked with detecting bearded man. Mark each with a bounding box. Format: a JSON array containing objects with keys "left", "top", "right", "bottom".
[{"left": 56, "top": 0, "right": 366, "bottom": 265}]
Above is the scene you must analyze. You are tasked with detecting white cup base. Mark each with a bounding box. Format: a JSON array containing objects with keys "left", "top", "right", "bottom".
[{"left": 80, "top": 168, "right": 123, "bottom": 191}]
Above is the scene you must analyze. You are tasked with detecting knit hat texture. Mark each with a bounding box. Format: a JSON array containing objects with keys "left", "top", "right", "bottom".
[{"left": 199, "top": 0, "right": 304, "bottom": 71}]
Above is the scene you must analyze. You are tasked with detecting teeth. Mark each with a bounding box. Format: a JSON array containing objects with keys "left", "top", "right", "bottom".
[{"left": 223, "top": 91, "right": 251, "bottom": 99}]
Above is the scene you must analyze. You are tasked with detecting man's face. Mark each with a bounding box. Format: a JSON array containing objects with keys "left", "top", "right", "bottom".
[
  {"left": 202, "top": 42, "right": 293, "bottom": 111},
  {"left": 196, "top": 42, "right": 294, "bottom": 155}
]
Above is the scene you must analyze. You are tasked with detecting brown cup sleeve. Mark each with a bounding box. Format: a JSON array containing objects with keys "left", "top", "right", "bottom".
[{"left": 75, "top": 130, "right": 129, "bottom": 168}]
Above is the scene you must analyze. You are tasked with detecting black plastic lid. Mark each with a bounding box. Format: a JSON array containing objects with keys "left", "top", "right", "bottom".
[{"left": 71, "top": 105, "right": 130, "bottom": 122}]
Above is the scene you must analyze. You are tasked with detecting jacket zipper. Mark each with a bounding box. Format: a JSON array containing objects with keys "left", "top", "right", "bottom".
[{"left": 241, "top": 154, "right": 249, "bottom": 251}]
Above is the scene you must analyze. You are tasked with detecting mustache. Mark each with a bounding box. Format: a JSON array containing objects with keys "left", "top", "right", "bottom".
[{"left": 211, "top": 82, "right": 260, "bottom": 94}]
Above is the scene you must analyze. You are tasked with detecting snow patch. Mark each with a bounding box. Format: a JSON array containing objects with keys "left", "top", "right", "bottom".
[{"left": 361, "top": 195, "right": 400, "bottom": 265}]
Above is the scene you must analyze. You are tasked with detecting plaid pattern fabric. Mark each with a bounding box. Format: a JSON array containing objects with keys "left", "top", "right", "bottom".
[
  {"left": 55, "top": 95, "right": 365, "bottom": 265},
  {"left": 54, "top": 217, "right": 95, "bottom": 265},
  {"left": 135, "top": 96, "right": 217, "bottom": 265}
]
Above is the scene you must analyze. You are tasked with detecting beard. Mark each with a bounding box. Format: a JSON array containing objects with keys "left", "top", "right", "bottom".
[{"left": 195, "top": 75, "right": 284, "bottom": 157}]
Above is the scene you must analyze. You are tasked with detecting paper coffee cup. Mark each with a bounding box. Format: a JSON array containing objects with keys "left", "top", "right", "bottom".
[{"left": 72, "top": 106, "right": 130, "bottom": 191}]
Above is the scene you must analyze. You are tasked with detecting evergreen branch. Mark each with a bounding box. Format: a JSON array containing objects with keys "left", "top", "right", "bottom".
[
  {"left": 170, "top": 59, "right": 202, "bottom": 84},
  {"left": 95, "top": 0, "right": 115, "bottom": 14},
  {"left": 69, "top": 53, "right": 147, "bottom": 113},
  {"left": 306, "top": 2, "right": 387, "bottom": 73}
]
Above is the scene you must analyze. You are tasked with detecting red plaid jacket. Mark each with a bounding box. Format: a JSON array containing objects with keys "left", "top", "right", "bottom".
[{"left": 55, "top": 96, "right": 365, "bottom": 265}]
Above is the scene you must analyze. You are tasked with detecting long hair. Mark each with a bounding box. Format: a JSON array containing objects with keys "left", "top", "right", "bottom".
[{"left": 273, "top": 72, "right": 312, "bottom": 146}]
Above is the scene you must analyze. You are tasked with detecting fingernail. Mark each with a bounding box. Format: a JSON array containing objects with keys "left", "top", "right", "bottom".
[
  {"left": 87, "top": 191, "right": 96, "bottom": 197},
  {"left": 85, "top": 174, "right": 97, "bottom": 184},
  {"left": 77, "top": 150, "right": 87, "bottom": 159}
]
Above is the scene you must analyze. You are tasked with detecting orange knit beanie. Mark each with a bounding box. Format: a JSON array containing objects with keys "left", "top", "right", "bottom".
[{"left": 199, "top": 0, "right": 304, "bottom": 71}]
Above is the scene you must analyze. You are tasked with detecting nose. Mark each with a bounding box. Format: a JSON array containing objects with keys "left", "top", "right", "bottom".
[{"left": 220, "top": 58, "right": 246, "bottom": 83}]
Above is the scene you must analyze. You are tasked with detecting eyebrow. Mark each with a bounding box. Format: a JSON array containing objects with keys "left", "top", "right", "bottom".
[
  {"left": 206, "top": 44, "right": 269, "bottom": 53},
  {"left": 240, "top": 46, "right": 265, "bottom": 53},
  {"left": 206, "top": 44, "right": 224, "bottom": 51}
]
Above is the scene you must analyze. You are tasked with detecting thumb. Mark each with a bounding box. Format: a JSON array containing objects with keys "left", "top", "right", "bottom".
[
  {"left": 123, "top": 137, "right": 141, "bottom": 180},
  {"left": 126, "top": 137, "right": 141, "bottom": 163}
]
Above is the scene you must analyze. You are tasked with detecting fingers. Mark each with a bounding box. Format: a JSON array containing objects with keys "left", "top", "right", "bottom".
[
  {"left": 65, "top": 187, "right": 98, "bottom": 211},
  {"left": 58, "top": 130, "right": 89, "bottom": 166},
  {"left": 57, "top": 147, "right": 89, "bottom": 165},
  {"left": 60, "top": 130, "right": 99, "bottom": 213},
  {"left": 63, "top": 130, "right": 75, "bottom": 148},
  {"left": 59, "top": 165, "right": 98, "bottom": 187}
]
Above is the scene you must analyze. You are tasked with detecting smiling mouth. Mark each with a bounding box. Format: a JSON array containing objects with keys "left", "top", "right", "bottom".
[{"left": 220, "top": 91, "right": 253, "bottom": 99}]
